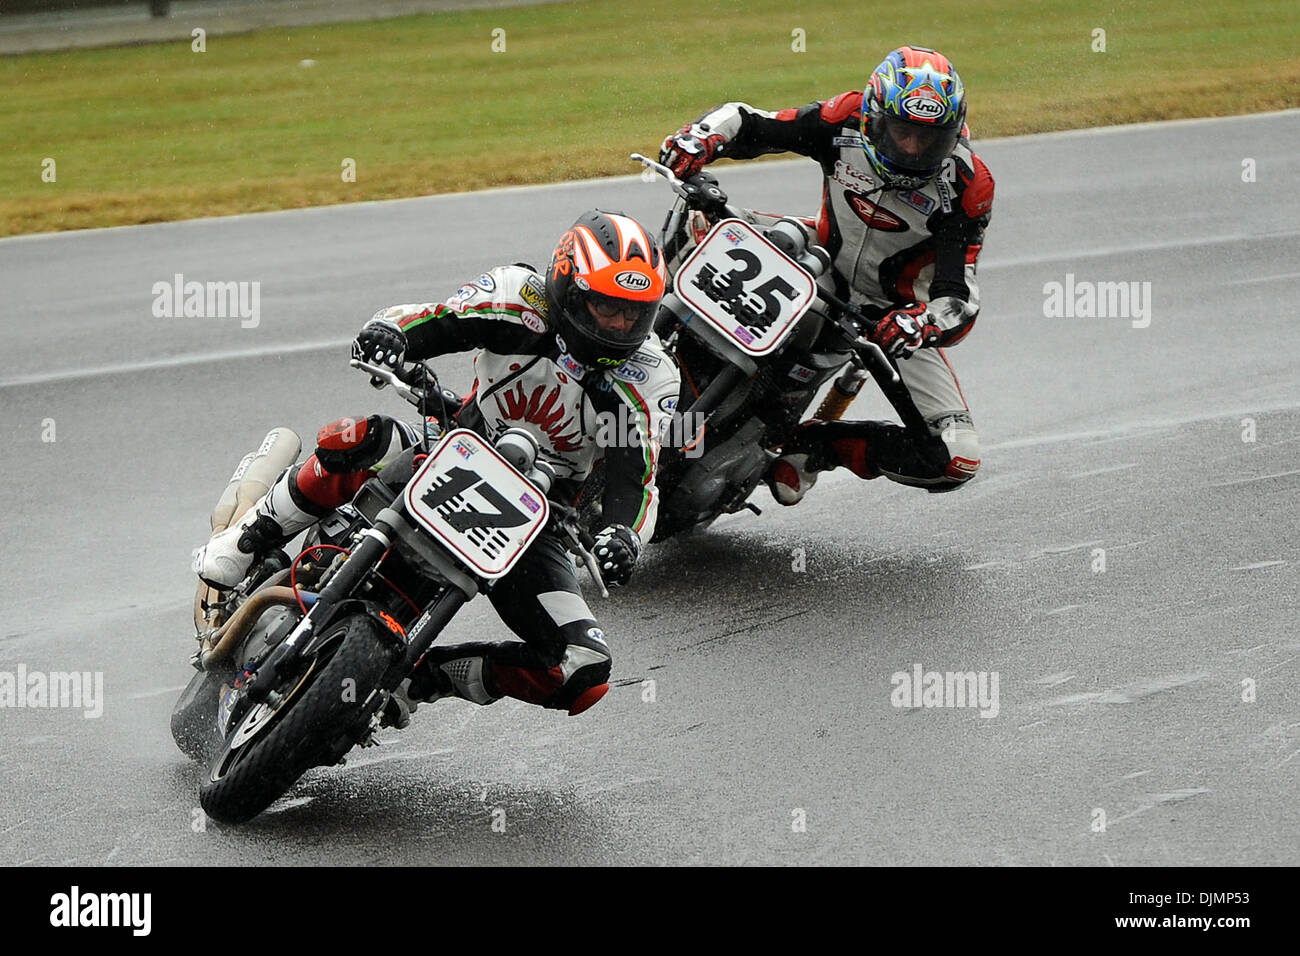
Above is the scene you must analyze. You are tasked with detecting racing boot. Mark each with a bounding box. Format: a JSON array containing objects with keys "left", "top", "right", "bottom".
[
  {"left": 766, "top": 420, "right": 879, "bottom": 506},
  {"left": 192, "top": 467, "right": 317, "bottom": 588},
  {"left": 380, "top": 651, "right": 498, "bottom": 728}
]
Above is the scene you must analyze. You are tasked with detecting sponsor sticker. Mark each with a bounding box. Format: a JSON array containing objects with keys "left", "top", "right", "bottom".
[
  {"left": 452, "top": 438, "right": 475, "bottom": 459},
  {"left": 936, "top": 177, "right": 953, "bottom": 214},
  {"left": 475, "top": 273, "right": 496, "bottom": 292},
  {"left": 519, "top": 492, "right": 542, "bottom": 514},
  {"left": 832, "top": 134, "right": 862, "bottom": 147},
  {"left": 612, "top": 363, "right": 648, "bottom": 384},
  {"left": 519, "top": 309, "right": 546, "bottom": 333},
  {"left": 897, "top": 189, "right": 936, "bottom": 216},
  {"left": 733, "top": 325, "right": 756, "bottom": 345},
  {"left": 450, "top": 284, "right": 477, "bottom": 304},
  {"left": 520, "top": 280, "right": 549, "bottom": 315},
  {"left": 658, "top": 395, "right": 678, "bottom": 413},
  {"left": 902, "top": 91, "right": 945, "bottom": 120},
  {"left": 721, "top": 228, "right": 744, "bottom": 246},
  {"left": 558, "top": 352, "right": 587, "bottom": 377},
  {"left": 846, "top": 192, "right": 908, "bottom": 231},
  {"left": 788, "top": 364, "right": 816, "bottom": 383},
  {"left": 614, "top": 270, "right": 652, "bottom": 292},
  {"left": 631, "top": 348, "right": 662, "bottom": 367}
]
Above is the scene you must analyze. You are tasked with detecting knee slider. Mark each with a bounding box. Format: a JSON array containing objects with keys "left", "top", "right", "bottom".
[
  {"left": 548, "top": 625, "right": 612, "bottom": 713},
  {"left": 315, "top": 414, "right": 385, "bottom": 473},
  {"left": 930, "top": 413, "right": 980, "bottom": 489}
]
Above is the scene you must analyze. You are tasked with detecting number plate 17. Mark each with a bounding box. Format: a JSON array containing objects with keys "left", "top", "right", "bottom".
[
  {"left": 675, "top": 218, "right": 818, "bottom": 357},
  {"left": 404, "top": 429, "right": 549, "bottom": 579}
]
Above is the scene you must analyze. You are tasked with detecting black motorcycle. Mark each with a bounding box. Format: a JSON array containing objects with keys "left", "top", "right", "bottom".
[
  {"left": 580, "top": 155, "right": 919, "bottom": 541},
  {"left": 171, "top": 359, "right": 607, "bottom": 824}
]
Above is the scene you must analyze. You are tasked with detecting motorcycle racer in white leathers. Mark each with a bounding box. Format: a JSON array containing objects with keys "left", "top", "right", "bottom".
[
  {"left": 659, "top": 45, "right": 993, "bottom": 502},
  {"left": 195, "top": 211, "right": 679, "bottom": 720}
]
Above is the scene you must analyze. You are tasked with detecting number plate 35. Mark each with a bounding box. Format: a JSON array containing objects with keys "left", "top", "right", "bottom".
[
  {"left": 404, "top": 429, "right": 550, "bottom": 579},
  {"left": 675, "top": 218, "right": 818, "bottom": 357}
]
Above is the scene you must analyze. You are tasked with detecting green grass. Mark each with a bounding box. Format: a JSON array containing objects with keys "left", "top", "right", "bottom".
[{"left": 3, "top": 0, "right": 1299, "bottom": 235}]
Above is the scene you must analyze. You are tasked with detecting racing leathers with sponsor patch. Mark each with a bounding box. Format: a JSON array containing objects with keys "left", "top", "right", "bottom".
[{"left": 660, "top": 50, "right": 993, "bottom": 503}]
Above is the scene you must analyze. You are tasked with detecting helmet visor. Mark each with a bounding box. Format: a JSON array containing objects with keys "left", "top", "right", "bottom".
[
  {"left": 871, "top": 115, "right": 960, "bottom": 174},
  {"left": 579, "top": 290, "right": 657, "bottom": 346}
]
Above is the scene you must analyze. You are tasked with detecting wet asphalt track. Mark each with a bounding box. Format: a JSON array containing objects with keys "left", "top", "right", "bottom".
[{"left": 1, "top": 111, "right": 1297, "bottom": 865}]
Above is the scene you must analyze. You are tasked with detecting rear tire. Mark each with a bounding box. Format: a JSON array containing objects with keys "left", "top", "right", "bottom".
[{"left": 198, "top": 616, "right": 395, "bottom": 824}]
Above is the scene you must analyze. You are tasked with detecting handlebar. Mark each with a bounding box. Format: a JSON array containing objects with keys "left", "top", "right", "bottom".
[{"left": 631, "top": 152, "right": 741, "bottom": 220}]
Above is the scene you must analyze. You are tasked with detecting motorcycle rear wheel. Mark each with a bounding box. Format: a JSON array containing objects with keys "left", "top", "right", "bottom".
[
  {"left": 198, "top": 615, "right": 394, "bottom": 824},
  {"left": 170, "top": 663, "right": 235, "bottom": 764}
]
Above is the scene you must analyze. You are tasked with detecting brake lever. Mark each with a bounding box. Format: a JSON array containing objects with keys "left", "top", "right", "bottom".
[
  {"left": 571, "top": 535, "right": 610, "bottom": 600},
  {"left": 551, "top": 506, "right": 609, "bottom": 599},
  {"left": 350, "top": 359, "right": 426, "bottom": 407},
  {"left": 631, "top": 152, "right": 689, "bottom": 201}
]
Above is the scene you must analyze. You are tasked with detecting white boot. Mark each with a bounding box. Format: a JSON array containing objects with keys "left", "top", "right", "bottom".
[{"left": 192, "top": 470, "right": 316, "bottom": 587}]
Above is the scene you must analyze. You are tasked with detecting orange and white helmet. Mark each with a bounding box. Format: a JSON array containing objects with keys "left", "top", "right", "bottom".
[{"left": 545, "top": 210, "right": 667, "bottom": 368}]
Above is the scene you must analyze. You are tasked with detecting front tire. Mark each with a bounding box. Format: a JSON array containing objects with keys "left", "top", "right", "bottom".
[{"left": 198, "top": 616, "right": 395, "bottom": 824}]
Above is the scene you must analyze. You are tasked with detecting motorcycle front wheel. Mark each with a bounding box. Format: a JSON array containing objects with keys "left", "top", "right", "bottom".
[{"left": 198, "top": 615, "right": 395, "bottom": 824}]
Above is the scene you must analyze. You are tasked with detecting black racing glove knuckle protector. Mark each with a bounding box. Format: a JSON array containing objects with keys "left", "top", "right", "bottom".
[
  {"left": 354, "top": 318, "right": 407, "bottom": 368},
  {"left": 593, "top": 524, "right": 640, "bottom": 587}
]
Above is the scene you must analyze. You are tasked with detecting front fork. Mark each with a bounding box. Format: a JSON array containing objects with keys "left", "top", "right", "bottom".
[{"left": 244, "top": 519, "right": 399, "bottom": 705}]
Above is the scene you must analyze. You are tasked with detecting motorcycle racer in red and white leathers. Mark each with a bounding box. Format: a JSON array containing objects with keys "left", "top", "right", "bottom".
[
  {"left": 659, "top": 45, "right": 992, "bottom": 502},
  {"left": 194, "top": 211, "right": 679, "bottom": 721}
]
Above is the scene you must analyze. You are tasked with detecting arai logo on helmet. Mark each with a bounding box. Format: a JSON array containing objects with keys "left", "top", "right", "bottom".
[
  {"left": 614, "top": 271, "right": 652, "bottom": 292},
  {"left": 902, "top": 92, "right": 945, "bottom": 120}
]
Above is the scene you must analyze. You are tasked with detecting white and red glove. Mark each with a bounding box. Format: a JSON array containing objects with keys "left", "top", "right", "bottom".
[
  {"left": 870, "top": 304, "right": 942, "bottom": 359},
  {"left": 658, "top": 123, "right": 728, "bottom": 179}
]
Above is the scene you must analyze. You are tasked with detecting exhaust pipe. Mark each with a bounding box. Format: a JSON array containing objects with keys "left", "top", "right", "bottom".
[{"left": 200, "top": 586, "right": 302, "bottom": 669}]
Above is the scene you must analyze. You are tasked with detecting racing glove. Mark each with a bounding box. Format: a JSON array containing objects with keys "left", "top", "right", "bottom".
[
  {"left": 659, "top": 123, "right": 728, "bottom": 179},
  {"left": 592, "top": 524, "right": 640, "bottom": 587},
  {"left": 353, "top": 318, "right": 408, "bottom": 370},
  {"left": 870, "top": 304, "right": 942, "bottom": 359}
]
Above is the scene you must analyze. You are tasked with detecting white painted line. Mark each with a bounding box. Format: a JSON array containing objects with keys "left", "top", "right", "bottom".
[
  {"left": 1225, "top": 271, "right": 1300, "bottom": 286},
  {"left": 1072, "top": 462, "right": 1138, "bottom": 479},
  {"left": 1209, "top": 469, "right": 1300, "bottom": 488},
  {"left": 0, "top": 337, "right": 348, "bottom": 389},
  {"left": 1039, "top": 541, "right": 1105, "bottom": 555},
  {"left": 982, "top": 229, "right": 1300, "bottom": 271}
]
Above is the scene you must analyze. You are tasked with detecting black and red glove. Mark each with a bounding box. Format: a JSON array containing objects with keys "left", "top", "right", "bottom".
[
  {"left": 870, "top": 304, "right": 941, "bottom": 359},
  {"left": 658, "top": 123, "right": 728, "bottom": 179}
]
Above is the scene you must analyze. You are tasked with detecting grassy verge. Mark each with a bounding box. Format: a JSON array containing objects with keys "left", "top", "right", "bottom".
[{"left": 3, "top": 0, "right": 1299, "bottom": 236}]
